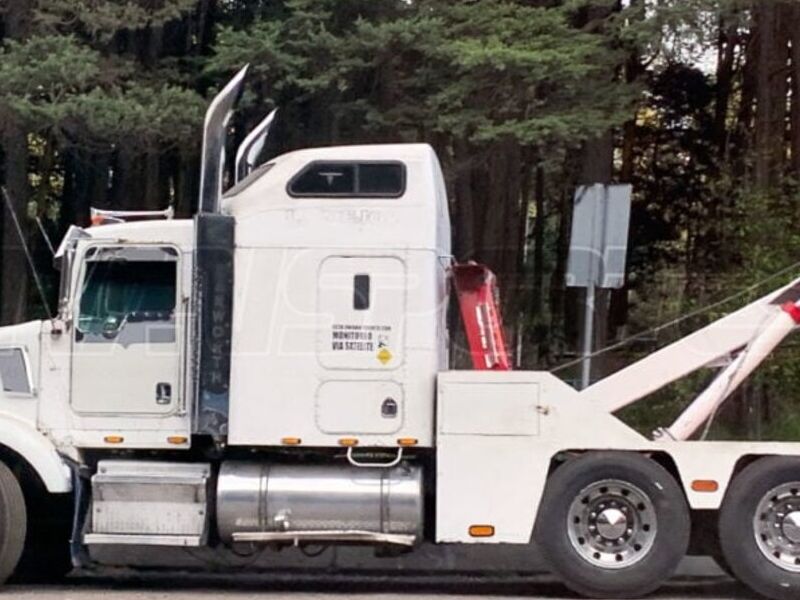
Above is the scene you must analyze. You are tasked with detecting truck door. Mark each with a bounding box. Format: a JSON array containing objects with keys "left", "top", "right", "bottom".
[
  {"left": 71, "top": 245, "right": 182, "bottom": 416},
  {"left": 315, "top": 256, "right": 406, "bottom": 435}
]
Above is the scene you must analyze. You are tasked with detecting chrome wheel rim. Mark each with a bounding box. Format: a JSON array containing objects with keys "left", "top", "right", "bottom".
[
  {"left": 567, "top": 479, "right": 658, "bottom": 569},
  {"left": 754, "top": 482, "right": 800, "bottom": 573}
]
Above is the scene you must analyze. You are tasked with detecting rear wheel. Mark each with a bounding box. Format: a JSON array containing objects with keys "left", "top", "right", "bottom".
[
  {"left": 0, "top": 461, "right": 27, "bottom": 584},
  {"left": 535, "top": 452, "right": 690, "bottom": 598},
  {"left": 719, "top": 456, "right": 800, "bottom": 600}
]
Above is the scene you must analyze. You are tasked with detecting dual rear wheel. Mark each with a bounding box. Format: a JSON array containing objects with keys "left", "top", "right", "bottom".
[
  {"left": 719, "top": 456, "right": 800, "bottom": 600},
  {"left": 537, "top": 453, "right": 800, "bottom": 600},
  {"left": 535, "top": 452, "right": 690, "bottom": 598}
]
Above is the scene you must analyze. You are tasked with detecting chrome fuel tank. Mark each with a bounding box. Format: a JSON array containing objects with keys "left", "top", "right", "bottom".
[{"left": 216, "top": 462, "right": 424, "bottom": 542}]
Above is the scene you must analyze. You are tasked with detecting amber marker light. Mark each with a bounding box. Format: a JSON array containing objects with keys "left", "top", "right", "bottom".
[
  {"left": 397, "top": 438, "right": 418, "bottom": 447},
  {"left": 167, "top": 436, "right": 188, "bottom": 445},
  {"left": 104, "top": 435, "right": 124, "bottom": 444},
  {"left": 469, "top": 525, "right": 495, "bottom": 538},
  {"left": 338, "top": 438, "right": 359, "bottom": 447},
  {"left": 691, "top": 480, "right": 719, "bottom": 493},
  {"left": 281, "top": 437, "right": 302, "bottom": 446}
]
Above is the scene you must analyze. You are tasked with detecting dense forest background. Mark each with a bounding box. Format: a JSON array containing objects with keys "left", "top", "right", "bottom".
[{"left": 1, "top": 0, "right": 799, "bottom": 439}]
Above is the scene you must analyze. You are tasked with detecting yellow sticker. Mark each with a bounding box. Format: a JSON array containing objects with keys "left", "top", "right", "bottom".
[{"left": 377, "top": 347, "right": 393, "bottom": 365}]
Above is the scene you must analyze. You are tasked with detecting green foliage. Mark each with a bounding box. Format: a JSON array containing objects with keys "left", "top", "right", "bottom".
[
  {"left": 206, "top": 0, "right": 639, "bottom": 148},
  {"left": 0, "top": 34, "right": 203, "bottom": 146},
  {"left": 35, "top": 0, "right": 199, "bottom": 40}
]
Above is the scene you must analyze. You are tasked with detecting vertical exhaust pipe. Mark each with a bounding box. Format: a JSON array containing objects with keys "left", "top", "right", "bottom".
[
  {"left": 235, "top": 108, "right": 278, "bottom": 184},
  {"left": 193, "top": 65, "right": 248, "bottom": 437},
  {"left": 198, "top": 65, "right": 249, "bottom": 214}
]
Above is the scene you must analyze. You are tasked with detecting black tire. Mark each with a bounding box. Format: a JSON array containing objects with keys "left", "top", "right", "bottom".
[
  {"left": 6, "top": 463, "right": 73, "bottom": 584},
  {"left": 711, "top": 552, "right": 736, "bottom": 578},
  {"left": 12, "top": 491, "right": 73, "bottom": 583},
  {"left": 719, "top": 456, "right": 800, "bottom": 600},
  {"left": 12, "top": 536, "right": 72, "bottom": 583},
  {"left": 534, "top": 452, "right": 690, "bottom": 598},
  {"left": 0, "top": 461, "right": 27, "bottom": 584}
]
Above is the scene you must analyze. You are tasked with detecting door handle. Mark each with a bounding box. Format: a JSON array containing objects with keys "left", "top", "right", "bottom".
[{"left": 156, "top": 382, "right": 172, "bottom": 405}]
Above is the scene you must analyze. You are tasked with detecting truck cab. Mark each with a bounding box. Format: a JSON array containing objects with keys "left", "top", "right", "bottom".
[{"left": 34, "top": 142, "right": 450, "bottom": 453}]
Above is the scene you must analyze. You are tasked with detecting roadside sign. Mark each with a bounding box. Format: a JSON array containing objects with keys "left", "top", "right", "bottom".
[
  {"left": 565, "top": 183, "right": 632, "bottom": 389},
  {"left": 566, "top": 184, "right": 632, "bottom": 290}
]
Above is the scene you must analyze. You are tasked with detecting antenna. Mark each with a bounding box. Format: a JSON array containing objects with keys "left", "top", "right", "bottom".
[
  {"left": 1, "top": 187, "right": 53, "bottom": 320},
  {"left": 235, "top": 108, "right": 278, "bottom": 183},
  {"left": 35, "top": 216, "right": 55, "bottom": 256}
]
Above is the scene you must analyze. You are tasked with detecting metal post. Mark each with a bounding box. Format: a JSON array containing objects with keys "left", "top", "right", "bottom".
[{"left": 581, "top": 284, "right": 595, "bottom": 389}]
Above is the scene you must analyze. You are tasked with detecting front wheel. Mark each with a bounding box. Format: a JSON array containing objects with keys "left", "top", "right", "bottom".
[
  {"left": 0, "top": 461, "right": 27, "bottom": 584},
  {"left": 534, "top": 452, "right": 690, "bottom": 598},
  {"left": 719, "top": 456, "right": 800, "bottom": 600}
]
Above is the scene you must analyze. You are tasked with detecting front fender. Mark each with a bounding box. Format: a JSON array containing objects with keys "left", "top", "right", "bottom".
[{"left": 0, "top": 414, "right": 71, "bottom": 493}]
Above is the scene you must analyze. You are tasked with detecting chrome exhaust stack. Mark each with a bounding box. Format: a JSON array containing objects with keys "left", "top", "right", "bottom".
[
  {"left": 234, "top": 108, "right": 277, "bottom": 184},
  {"left": 193, "top": 65, "right": 248, "bottom": 437},
  {"left": 198, "top": 65, "right": 249, "bottom": 214}
]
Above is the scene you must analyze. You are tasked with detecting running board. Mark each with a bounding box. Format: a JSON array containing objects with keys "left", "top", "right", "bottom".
[
  {"left": 231, "top": 530, "right": 416, "bottom": 547},
  {"left": 84, "top": 533, "right": 202, "bottom": 547}
]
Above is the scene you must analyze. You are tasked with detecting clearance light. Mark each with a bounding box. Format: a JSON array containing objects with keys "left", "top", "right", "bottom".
[
  {"left": 167, "top": 436, "right": 188, "bottom": 445},
  {"left": 281, "top": 437, "right": 302, "bottom": 446},
  {"left": 338, "top": 438, "right": 359, "bottom": 447},
  {"left": 397, "top": 438, "right": 419, "bottom": 447},
  {"left": 469, "top": 525, "right": 495, "bottom": 538},
  {"left": 104, "top": 435, "right": 124, "bottom": 444},
  {"left": 691, "top": 480, "right": 719, "bottom": 493}
]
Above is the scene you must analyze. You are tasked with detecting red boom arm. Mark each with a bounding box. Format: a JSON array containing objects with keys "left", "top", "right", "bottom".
[{"left": 452, "top": 263, "right": 511, "bottom": 371}]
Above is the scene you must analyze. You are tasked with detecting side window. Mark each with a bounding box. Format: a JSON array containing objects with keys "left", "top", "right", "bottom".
[
  {"left": 0, "top": 348, "right": 31, "bottom": 394},
  {"left": 291, "top": 162, "right": 355, "bottom": 195},
  {"left": 77, "top": 248, "right": 177, "bottom": 343},
  {"left": 353, "top": 274, "right": 371, "bottom": 310},
  {"left": 288, "top": 161, "right": 406, "bottom": 198}
]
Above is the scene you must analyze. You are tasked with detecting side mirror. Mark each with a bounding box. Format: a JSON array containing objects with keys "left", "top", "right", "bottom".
[{"left": 101, "top": 315, "right": 125, "bottom": 340}]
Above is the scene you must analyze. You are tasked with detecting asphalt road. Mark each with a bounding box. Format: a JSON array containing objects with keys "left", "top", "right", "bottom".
[{"left": 4, "top": 571, "right": 758, "bottom": 600}]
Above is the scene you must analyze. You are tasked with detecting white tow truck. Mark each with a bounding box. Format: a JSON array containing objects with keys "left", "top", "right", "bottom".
[{"left": 0, "top": 66, "right": 799, "bottom": 600}]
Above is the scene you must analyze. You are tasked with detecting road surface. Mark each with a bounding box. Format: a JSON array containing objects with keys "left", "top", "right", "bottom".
[{"left": 6, "top": 570, "right": 757, "bottom": 600}]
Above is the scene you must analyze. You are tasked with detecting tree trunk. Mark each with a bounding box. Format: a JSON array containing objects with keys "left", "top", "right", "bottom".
[
  {"left": 452, "top": 138, "right": 476, "bottom": 261},
  {"left": 734, "top": 27, "right": 758, "bottom": 178},
  {"left": 176, "top": 150, "right": 199, "bottom": 217},
  {"left": 714, "top": 18, "right": 737, "bottom": 160},
  {"left": 790, "top": 3, "right": 800, "bottom": 175},
  {"left": 754, "top": 1, "right": 790, "bottom": 189},
  {"left": 0, "top": 125, "right": 31, "bottom": 325},
  {"left": 111, "top": 146, "right": 142, "bottom": 210},
  {"left": 531, "top": 164, "right": 547, "bottom": 363},
  {"left": 0, "top": 0, "right": 32, "bottom": 325},
  {"left": 143, "top": 146, "right": 162, "bottom": 210}
]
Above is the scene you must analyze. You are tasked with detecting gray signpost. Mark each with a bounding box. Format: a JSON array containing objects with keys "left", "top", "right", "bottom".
[{"left": 566, "top": 184, "right": 632, "bottom": 389}]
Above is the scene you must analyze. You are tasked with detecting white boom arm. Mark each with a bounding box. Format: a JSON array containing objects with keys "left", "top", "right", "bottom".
[
  {"left": 663, "top": 300, "right": 800, "bottom": 440},
  {"left": 579, "top": 276, "right": 800, "bottom": 414}
]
